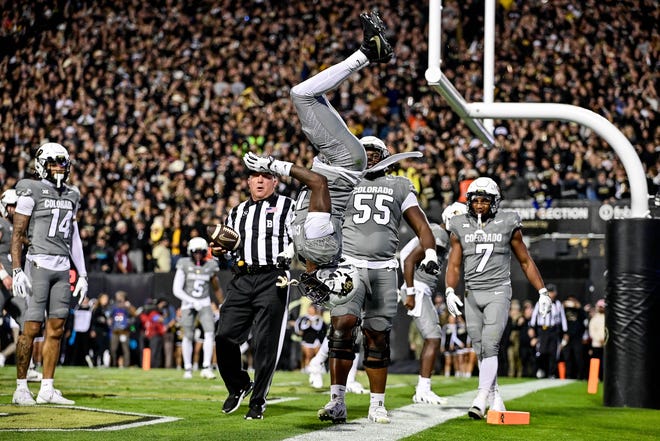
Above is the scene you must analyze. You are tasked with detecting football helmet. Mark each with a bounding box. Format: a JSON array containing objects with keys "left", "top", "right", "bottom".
[
  {"left": 188, "top": 237, "right": 209, "bottom": 257},
  {"left": 441, "top": 202, "right": 468, "bottom": 226},
  {"left": 360, "top": 136, "right": 390, "bottom": 169},
  {"left": 0, "top": 189, "right": 18, "bottom": 218},
  {"left": 301, "top": 263, "right": 360, "bottom": 308},
  {"left": 466, "top": 177, "right": 501, "bottom": 218},
  {"left": 34, "top": 142, "right": 70, "bottom": 188}
]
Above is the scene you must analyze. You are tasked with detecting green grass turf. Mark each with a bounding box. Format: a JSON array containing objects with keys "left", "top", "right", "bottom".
[
  {"left": 0, "top": 367, "right": 658, "bottom": 440},
  {"left": 419, "top": 381, "right": 660, "bottom": 441}
]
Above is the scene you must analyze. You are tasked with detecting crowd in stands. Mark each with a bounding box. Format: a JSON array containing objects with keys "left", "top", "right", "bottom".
[{"left": 0, "top": 0, "right": 657, "bottom": 273}]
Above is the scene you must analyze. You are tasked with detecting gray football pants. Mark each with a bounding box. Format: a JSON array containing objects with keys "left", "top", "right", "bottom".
[{"left": 464, "top": 286, "right": 512, "bottom": 361}]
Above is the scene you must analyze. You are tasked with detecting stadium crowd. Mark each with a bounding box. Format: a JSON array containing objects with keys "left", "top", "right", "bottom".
[{"left": 0, "top": 0, "right": 657, "bottom": 274}]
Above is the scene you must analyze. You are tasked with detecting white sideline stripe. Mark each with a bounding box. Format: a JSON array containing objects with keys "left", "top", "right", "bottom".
[
  {"left": 283, "top": 379, "right": 573, "bottom": 441},
  {"left": 268, "top": 397, "right": 300, "bottom": 405}
]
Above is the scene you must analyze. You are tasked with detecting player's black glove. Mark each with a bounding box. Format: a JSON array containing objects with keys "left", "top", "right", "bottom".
[{"left": 419, "top": 249, "right": 440, "bottom": 275}]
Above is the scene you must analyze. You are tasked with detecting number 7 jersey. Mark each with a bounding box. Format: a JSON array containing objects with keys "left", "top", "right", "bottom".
[
  {"left": 15, "top": 179, "right": 81, "bottom": 256},
  {"left": 446, "top": 211, "right": 522, "bottom": 290}
]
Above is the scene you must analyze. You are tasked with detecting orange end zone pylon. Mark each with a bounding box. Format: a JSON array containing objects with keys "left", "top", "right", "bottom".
[
  {"left": 558, "top": 361, "right": 566, "bottom": 379},
  {"left": 487, "top": 410, "right": 531, "bottom": 425},
  {"left": 587, "top": 358, "right": 600, "bottom": 394},
  {"left": 142, "top": 348, "right": 151, "bottom": 371}
]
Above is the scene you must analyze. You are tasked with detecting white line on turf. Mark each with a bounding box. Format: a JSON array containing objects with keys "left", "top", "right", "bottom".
[
  {"left": 283, "top": 379, "right": 574, "bottom": 441},
  {"left": 267, "top": 397, "right": 300, "bottom": 405}
]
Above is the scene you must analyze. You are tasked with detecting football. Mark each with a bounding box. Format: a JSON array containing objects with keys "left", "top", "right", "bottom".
[{"left": 206, "top": 224, "right": 241, "bottom": 251}]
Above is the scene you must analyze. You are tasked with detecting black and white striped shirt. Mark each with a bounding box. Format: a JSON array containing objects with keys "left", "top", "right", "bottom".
[
  {"left": 530, "top": 299, "right": 568, "bottom": 332},
  {"left": 225, "top": 193, "right": 294, "bottom": 267}
]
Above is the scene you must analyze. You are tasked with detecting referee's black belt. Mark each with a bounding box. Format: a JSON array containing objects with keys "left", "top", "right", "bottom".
[{"left": 240, "top": 264, "right": 281, "bottom": 274}]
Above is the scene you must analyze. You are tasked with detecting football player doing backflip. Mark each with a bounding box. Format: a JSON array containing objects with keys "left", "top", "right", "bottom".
[{"left": 243, "top": 10, "right": 437, "bottom": 307}]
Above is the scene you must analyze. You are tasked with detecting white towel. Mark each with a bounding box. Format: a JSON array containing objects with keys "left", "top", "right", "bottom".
[{"left": 407, "top": 289, "right": 424, "bottom": 318}]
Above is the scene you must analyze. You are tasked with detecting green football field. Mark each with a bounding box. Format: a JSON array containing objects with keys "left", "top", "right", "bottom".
[{"left": 1, "top": 366, "right": 658, "bottom": 440}]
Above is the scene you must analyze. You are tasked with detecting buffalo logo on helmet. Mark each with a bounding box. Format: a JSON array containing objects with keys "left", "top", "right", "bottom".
[
  {"left": 301, "top": 263, "right": 360, "bottom": 308},
  {"left": 340, "top": 276, "right": 354, "bottom": 297}
]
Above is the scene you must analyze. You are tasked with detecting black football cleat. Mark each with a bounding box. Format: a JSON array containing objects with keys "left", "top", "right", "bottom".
[
  {"left": 359, "top": 10, "right": 393, "bottom": 63},
  {"left": 244, "top": 404, "right": 264, "bottom": 420},
  {"left": 222, "top": 381, "right": 254, "bottom": 414}
]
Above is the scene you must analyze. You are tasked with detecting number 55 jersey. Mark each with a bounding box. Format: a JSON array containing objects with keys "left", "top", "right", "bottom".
[{"left": 342, "top": 174, "right": 418, "bottom": 262}]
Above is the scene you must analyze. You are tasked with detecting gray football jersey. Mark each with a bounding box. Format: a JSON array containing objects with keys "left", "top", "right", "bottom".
[
  {"left": 291, "top": 160, "right": 362, "bottom": 265},
  {"left": 0, "top": 217, "right": 12, "bottom": 269},
  {"left": 342, "top": 174, "right": 416, "bottom": 261},
  {"left": 447, "top": 211, "right": 522, "bottom": 290},
  {"left": 16, "top": 179, "right": 81, "bottom": 256},
  {"left": 175, "top": 257, "right": 220, "bottom": 299}
]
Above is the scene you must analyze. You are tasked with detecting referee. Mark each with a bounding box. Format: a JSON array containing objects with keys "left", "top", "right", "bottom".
[{"left": 214, "top": 169, "right": 294, "bottom": 420}]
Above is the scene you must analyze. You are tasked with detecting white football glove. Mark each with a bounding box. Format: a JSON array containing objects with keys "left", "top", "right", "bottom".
[
  {"left": 445, "top": 287, "right": 463, "bottom": 317},
  {"left": 419, "top": 248, "right": 440, "bottom": 275},
  {"left": 538, "top": 288, "right": 552, "bottom": 317},
  {"left": 12, "top": 268, "right": 32, "bottom": 298},
  {"left": 72, "top": 275, "right": 88, "bottom": 305},
  {"left": 243, "top": 152, "right": 274, "bottom": 173},
  {"left": 194, "top": 299, "right": 208, "bottom": 311}
]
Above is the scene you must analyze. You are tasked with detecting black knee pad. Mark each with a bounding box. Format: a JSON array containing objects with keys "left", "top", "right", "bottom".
[
  {"left": 328, "top": 324, "right": 357, "bottom": 361},
  {"left": 362, "top": 328, "right": 390, "bottom": 369}
]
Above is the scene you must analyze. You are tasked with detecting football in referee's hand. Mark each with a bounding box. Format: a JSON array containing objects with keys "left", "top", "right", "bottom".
[{"left": 206, "top": 224, "right": 241, "bottom": 251}]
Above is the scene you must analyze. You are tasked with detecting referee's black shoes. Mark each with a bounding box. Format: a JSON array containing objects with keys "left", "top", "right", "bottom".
[
  {"left": 244, "top": 404, "right": 264, "bottom": 420},
  {"left": 222, "top": 381, "right": 254, "bottom": 414}
]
